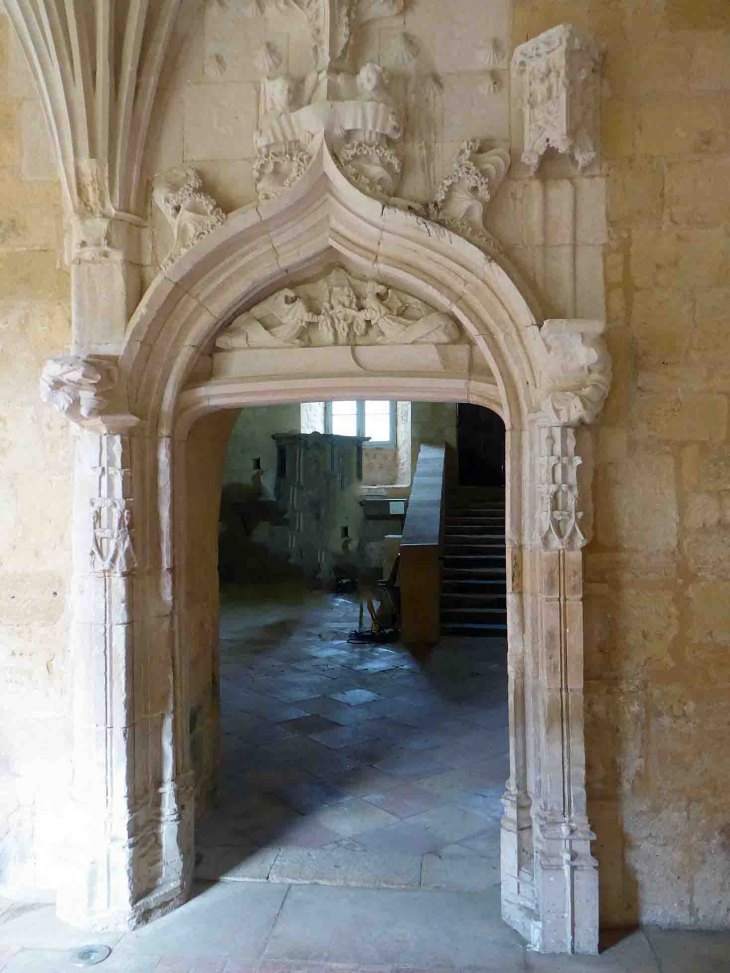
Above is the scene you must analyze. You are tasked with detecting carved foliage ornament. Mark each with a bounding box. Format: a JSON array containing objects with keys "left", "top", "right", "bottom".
[
  {"left": 153, "top": 167, "right": 226, "bottom": 270},
  {"left": 512, "top": 24, "right": 603, "bottom": 174},
  {"left": 40, "top": 356, "right": 118, "bottom": 424},
  {"left": 215, "top": 268, "right": 461, "bottom": 350},
  {"left": 536, "top": 319, "right": 611, "bottom": 426}
]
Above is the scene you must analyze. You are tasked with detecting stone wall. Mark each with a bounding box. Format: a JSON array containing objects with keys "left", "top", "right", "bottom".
[
  {"left": 512, "top": 0, "right": 730, "bottom": 930},
  {"left": 0, "top": 12, "right": 73, "bottom": 893}
]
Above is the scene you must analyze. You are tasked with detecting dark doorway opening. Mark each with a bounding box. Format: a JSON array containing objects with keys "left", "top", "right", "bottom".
[{"left": 457, "top": 404, "right": 505, "bottom": 487}]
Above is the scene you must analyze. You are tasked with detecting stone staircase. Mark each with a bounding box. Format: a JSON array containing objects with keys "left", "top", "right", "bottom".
[{"left": 440, "top": 487, "right": 507, "bottom": 638}]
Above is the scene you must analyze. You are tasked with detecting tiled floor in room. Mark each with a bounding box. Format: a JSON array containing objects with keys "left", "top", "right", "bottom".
[
  {"left": 197, "top": 583, "right": 510, "bottom": 894},
  {"left": 1, "top": 584, "right": 729, "bottom": 971}
]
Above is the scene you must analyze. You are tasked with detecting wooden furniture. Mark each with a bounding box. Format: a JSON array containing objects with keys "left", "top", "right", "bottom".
[{"left": 399, "top": 444, "right": 446, "bottom": 645}]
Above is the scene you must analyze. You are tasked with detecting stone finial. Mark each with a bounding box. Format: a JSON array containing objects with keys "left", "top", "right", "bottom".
[
  {"left": 512, "top": 24, "right": 604, "bottom": 174},
  {"left": 535, "top": 319, "right": 611, "bottom": 426},
  {"left": 153, "top": 167, "right": 226, "bottom": 270},
  {"left": 40, "top": 355, "right": 118, "bottom": 424}
]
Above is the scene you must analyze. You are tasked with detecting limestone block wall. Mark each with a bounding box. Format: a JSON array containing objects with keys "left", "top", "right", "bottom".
[
  {"left": 513, "top": 0, "right": 730, "bottom": 931},
  {"left": 0, "top": 13, "right": 73, "bottom": 893}
]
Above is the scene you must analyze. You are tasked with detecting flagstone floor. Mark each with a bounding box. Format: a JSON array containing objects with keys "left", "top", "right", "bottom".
[
  {"left": 195, "top": 583, "right": 510, "bottom": 894},
  {"left": 2, "top": 585, "right": 729, "bottom": 971}
]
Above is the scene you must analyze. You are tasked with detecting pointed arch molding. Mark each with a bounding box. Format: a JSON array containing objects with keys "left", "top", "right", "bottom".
[{"left": 42, "top": 143, "right": 610, "bottom": 954}]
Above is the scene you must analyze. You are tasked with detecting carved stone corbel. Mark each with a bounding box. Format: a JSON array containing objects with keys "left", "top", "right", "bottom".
[
  {"left": 512, "top": 25, "right": 603, "bottom": 174},
  {"left": 535, "top": 319, "right": 611, "bottom": 426},
  {"left": 40, "top": 356, "right": 119, "bottom": 424},
  {"left": 153, "top": 167, "right": 226, "bottom": 270},
  {"left": 530, "top": 319, "right": 611, "bottom": 551}
]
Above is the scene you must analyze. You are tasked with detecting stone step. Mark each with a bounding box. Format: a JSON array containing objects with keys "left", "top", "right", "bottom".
[
  {"left": 441, "top": 622, "right": 509, "bottom": 636},
  {"left": 442, "top": 578, "right": 506, "bottom": 592},
  {"left": 441, "top": 591, "right": 506, "bottom": 605}
]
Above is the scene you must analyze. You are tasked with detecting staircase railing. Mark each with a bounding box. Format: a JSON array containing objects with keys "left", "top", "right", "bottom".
[{"left": 399, "top": 444, "right": 446, "bottom": 645}]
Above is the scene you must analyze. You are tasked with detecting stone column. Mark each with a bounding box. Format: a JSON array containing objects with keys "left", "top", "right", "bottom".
[
  {"left": 41, "top": 361, "right": 191, "bottom": 929},
  {"left": 530, "top": 422, "right": 598, "bottom": 954}
]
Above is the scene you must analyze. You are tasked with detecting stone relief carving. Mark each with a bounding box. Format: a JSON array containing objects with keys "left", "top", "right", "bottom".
[
  {"left": 532, "top": 319, "right": 611, "bottom": 550},
  {"left": 153, "top": 166, "right": 226, "bottom": 270},
  {"left": 426, "top": 139, "right": 510, "bottom": 243},
  {"left": 512, "top": 24, "right": 603, "bottom": 174},
  {"left": 215, "top": 269, "right": 461, "bottom": 349},
  {"left": 535, "top": 319, "right": 611, "bottom": 426},
  {"left": 40, "top": 356, "right": 118, "bottom": 423},
  {"left": 254, "top": 60, "right": 403, "bottom": 200},
  {"left": 538, "top": 425, "right": 585, "bottom": 550},
  {"left": 90, "top": 436, "right": 137, "bottom": 574},
  {"left": 250, "top": 0, "right": 406, "bottom": 201}
]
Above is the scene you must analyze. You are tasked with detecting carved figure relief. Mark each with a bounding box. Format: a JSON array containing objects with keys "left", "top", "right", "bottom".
[
  {"left": 215, "top": 269, "right": 462, "bottom": 350},
  {"left": 512, "top": 25, "right": 603, "bottom": 174},
  {"left": 251, "top": 0, "right": 406, "bottom": 201},
  {"left": 153, "top": 166, "right": 226, "bottom": 269},
  {"left": 40, "top": 356, "right": 118, "bottom": 423}
]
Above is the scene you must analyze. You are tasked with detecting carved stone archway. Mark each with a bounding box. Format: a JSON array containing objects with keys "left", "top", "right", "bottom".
[{"left": 44, "top": 144, "right": 610, "bottom": 954}]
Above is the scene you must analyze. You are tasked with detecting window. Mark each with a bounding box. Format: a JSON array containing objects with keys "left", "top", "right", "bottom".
[{"left": 325, "top": 400, "right": 396, "bottom": 446}]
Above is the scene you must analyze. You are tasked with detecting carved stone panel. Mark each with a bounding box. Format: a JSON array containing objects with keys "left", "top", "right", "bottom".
[
  {"left": 153, "top": 167, "right": 226, "bottom": 270},
  {"left": 512, "top": 25, "right": 603, "bottom": 174},
  {"left": 215, "top": 269, "right": 462, "bottom": 350}
]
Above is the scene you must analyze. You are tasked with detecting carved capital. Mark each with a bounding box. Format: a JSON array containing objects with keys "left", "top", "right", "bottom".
[
  {"left": 512, "top": 24, "right": 603, "bottom": 174},
  {"left": 153, "top": 167, "right": 226, "bottom": 270},
  {"left": 534, "top": 320, "right": 611, "bottom": 427},
  {"left": 40, "top": 356, "right": 119, "bottom": 425}
]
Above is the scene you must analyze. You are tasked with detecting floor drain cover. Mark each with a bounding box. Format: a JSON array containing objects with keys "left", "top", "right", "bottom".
[{"left": 73, "top": 945, "right": 112, "bottom": 966}]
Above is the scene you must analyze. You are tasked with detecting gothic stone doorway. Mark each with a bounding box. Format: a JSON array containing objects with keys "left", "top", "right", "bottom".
[{"left": 55, "top": 157, "right": 609, "bottom": 954}]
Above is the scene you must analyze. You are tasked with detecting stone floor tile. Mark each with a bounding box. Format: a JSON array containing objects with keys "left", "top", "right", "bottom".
[
  {"left": 194, "top": 845, "right": 280, "bottom": 882},
  {"left": 119, "top": 882, "right": 289, "bottom": 959},
  {"left": 269, "top": 845, "right": 421, "bottom": 889},
  {"left": 312, "top": 800, "right": 400, "bottom": 838},
  {"left": 353, "top": 821, "right": 444, "bottom": 855},
  {"left": 0, "top": 949, "right": 137, "bottom": 972},
  {"left": 421, "top": 851, "right": 500, "bottom": 891},
  {"left": 325, "top": 767, "right": 404, "bottom": 797},
  {"left": 373, "top": 753, "right": 454, "bottom": 780},
  {"left": 642, "top": 926, "right": 730, "bottom": 972},
  {"left": 274, "top": 779, "right": 356, "bottom": 812},
  {"left": 459, "top": 830, "right": 501, "bottom": 857},
  {"left": 235, "top": 723, "right": 300, "bottom": 747},
  {"left": 524, "top": 930, "right": 660, "bottom": 971},
  {"left": 298, "top": 698, "right": 382, "bottom": 725},
  {"left": 364, "top": 783, "right": 443, "bottom": 820},
  {"left": 0, "top": 902, "right": 124, "bottom": 951},
  {"left": 276, "top": 816, "right": 343, "bottom": 848},
  {"left": 330, "top": 689, "right": 385, "bottom": 706},
  {"left": 280, "top": 715, "right": 341, "bottom": 736},
  {"left": 262, "top": 885, "right": 524, "bottom": 967},
  {"left": 408, "top": 805, "right": 491, "bottom": 844},
  {"left": 310, "top": 724, "right": 383, "bottom": 750}
]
